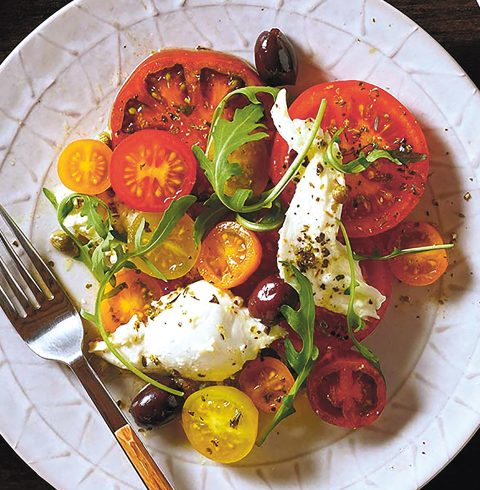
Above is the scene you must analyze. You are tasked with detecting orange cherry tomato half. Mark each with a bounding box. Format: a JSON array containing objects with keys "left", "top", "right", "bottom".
[
  {"left": 110, "top": 130, "right": 196, "bottom": 212},
  {"left": 239, "top": 357, "right": 294, "bottom": 414},
  {"left": 100, "top": 269, "right": 176, "bottom": 333},
  {"left": 387, "top": 221, "right": 449, "bottom": 286},
  {"left": 197, "top": 221, "right": 262, "bottom": 289},
  {"left": 58, "top": 139, "right": 112, "bottom": 195}
]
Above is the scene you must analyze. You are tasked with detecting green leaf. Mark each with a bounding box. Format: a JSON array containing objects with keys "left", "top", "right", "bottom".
[
  {"left": 257, "top": 263, "right": 319, "bottom": 446},
  {"left": 139, "top": 255, "right": 168, "bottom": 281},
  {"left": 43, "top": 187, "right": 58, "bottom": 209},
  {"left": 135, "top": 195, "right": 196, "bottom": 256},
  {"left": 80, "top": 309, "right": 97, "bottom": 323},
  {"left": 353, "top": 243, "right": 454, "bottom": 262},
  {"left": 134, "top": 218, "right": 146, "bottom": 250},
  {"left": 337, "top": 220, "right": 381, "bottom": 371},
  {"left": 236, "top": 199, "right": 284, "bottom": 232},
  {"left": 193, "top": 194, "right": 229, "bottom": 246},
  {"left": 79, "top": 196, "right": 110, "bottom": 239}
]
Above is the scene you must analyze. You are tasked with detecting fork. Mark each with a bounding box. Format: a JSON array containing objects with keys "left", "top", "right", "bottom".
[{"left": 0, "top": 203, "right": 174, "bottom": 490}]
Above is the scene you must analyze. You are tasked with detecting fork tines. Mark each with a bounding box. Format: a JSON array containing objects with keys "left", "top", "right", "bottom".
[{"left": 0, "top": 204, "right": 55, "bottom": 320}]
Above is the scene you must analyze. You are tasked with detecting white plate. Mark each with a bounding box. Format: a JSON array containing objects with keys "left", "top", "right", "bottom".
[{"left": 0, "top": 1, "right": 479, "bottom": 489}]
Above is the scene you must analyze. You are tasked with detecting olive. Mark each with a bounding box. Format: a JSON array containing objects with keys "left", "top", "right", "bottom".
[
  {"left": 254, "top": 28, "right": 298, "bottom": 86},
  {"left": 129, "top": 381, "right": 183, "bottom": 429},
  {"left": 248, "top": 274, "right": 297, "bottom": 324}
]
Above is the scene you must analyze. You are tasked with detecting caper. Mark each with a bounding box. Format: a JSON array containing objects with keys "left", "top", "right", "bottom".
[{"left": 50, "top": 230, "right": 78, "bottom": 256}]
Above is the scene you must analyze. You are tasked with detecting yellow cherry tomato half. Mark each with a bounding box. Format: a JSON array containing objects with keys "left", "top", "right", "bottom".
[
  {"left": 182, "top": 386, "right": 259, "bottom": 463},
  {"left": 127, "top": 212, "right": 199, "bottom": 280},
  {"left": 58, "top": 139, "right": 112, "bottom": 195}
]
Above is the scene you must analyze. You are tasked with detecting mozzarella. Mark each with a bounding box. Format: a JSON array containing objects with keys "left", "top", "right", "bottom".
[
  {"left": 272, "top": 90, "right": 385, "bottom": 320},
  {"left": 89, "top": 280, "right": 284, "bottom": 381}
]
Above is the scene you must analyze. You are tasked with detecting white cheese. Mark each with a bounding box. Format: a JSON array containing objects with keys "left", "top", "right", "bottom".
[
  {"left": 272, "top": 90, "right": 385, "bottom": 320},
  {"left": 89, "top": 280, "right": 284, "bottom": 381}
]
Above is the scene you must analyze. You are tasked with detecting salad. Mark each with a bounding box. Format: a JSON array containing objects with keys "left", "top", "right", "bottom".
[{"left": 44, "top": 28, "right": 453, "bottom": 464}]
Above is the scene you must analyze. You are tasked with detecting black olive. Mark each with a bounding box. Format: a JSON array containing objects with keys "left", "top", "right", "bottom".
[
  {"left": 254, "top": 28, "right": 298, "bottom": 86},
  {"left": 248, "top": 274, "right": 298, "bottom": 324},
  {"left": 129, "top": 381, "right": 183, "bottom": 429}
]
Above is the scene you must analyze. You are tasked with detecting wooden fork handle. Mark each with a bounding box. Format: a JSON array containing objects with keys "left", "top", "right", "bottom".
[
  {"left": 70, "top": 355, "right": 173, "bottom": 490},
  {"left": 115, "top": 424, "right": 173, "bottom": 490}
]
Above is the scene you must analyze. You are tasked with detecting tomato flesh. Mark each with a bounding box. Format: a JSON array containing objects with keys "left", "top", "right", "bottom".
[
  {"left": 239, "top": 357, "right": 294, "bottom": 414},
  {"left": 100, "top": 269, "right": 175, "bottom": 333},
  {"left": 197, "top": 221, "right": 262, "bottom": 289},
  {"left": 387, "top": 221, "right": 449, "bottom": 286},
  {"left": 270, "top": 81, "right": 429, "bottom": 237},
  {"left": 110, "top": 130, "right": 196, "bottom": 212},
  {"left": 58, "top": 139, "right": 112, "bottom": 195},
  {"left": 307, "top": 350, "right": 386, "bottom": 428},
  {"left": 110, "top": 49, "right": 265, "bottom": 194},
  {"left": 181, "top": 386, "right": 258, "bottom": 463}
]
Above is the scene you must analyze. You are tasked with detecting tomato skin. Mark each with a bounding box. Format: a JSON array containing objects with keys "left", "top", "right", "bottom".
[
  {"left": 181, "top": 386, "right": 258, "bottom": 463},
  {"left": 110, "top": 130, "right": 196, "bottom": 212},
  {"left": 58, "top": 139, "right": 112, "bottom": 195},
  {"left": 387, "top": 221, "right": 449, "bottom": 286},
  {"left": 197, "top": 221, "right": 262, "bottom": 289},
  {"left": 100, "top": 269, "right": 177, "bottom": 333},
  {"left": 307, "top": 349, "right": 387, "bottom": 428},
  {"left": 239, "top": 357, "right": 295, "bottom": 414},
  {"left": 270, "top": 80, "right": 429, "bottom": 237}
]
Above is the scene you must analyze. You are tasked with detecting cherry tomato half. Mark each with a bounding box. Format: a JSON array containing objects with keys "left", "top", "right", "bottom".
[
  {"left": 110, "top": 130, "right": 196, "bottom": 212},
  {"left": 270, "top": 81, "right": 429, "bottom": 237},
  {"left": 58, "top": 139, "right": 112, "bottom": 195},
  {"left": 100, "top": 269, "right": 175, "bottom": 333},
  {"left": 127, "top": 211, "right": 199, "bottom": 280},
  {"left": 182, "top": 386, "right": 258, "bottom": 463},
  {"left": 307, "top": 350, "right": 387, "bottom": 428},
  {"left": 387, "top": 221, "right": 449, "bottom": 286},
  {"left": 197, "top": 221, "right": 262, "bottom": 289},
  {"left": 239, "top": 356, "right": 294, "bottom": 414}
]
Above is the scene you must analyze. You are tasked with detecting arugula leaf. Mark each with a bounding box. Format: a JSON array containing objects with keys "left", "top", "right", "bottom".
[
  {"left": 257, "top": 263, "right": 319, "bottom": 445},
  {"left": 337, "top": 220, "right": 381, "bottom": 371},
  {"left": 42, "top": 188, "right": 58, "bottom": 209},
  {"left": 324, "top": 134, "right": 427, "bottom": 175},
  {"left": 193, "top": 194, "right": 229, "bottom": 245},
  {"left": 79, "top": 196, "right": 110, "bottom": 239},
  {"left": 353, "top": 243, "right": 454, "bottom": 262},
  {"left": 235, "top": 199, "right": 284, "bottom": 232}
]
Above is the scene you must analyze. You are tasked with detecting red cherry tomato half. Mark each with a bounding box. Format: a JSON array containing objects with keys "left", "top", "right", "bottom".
[
  {"left": 307, "top": 350, "right": 387, "bottom": 428},
  {"left": 110, "top": 130, "right": 196, "bottom": 212},
  {"left": 270, "top": 80, "right": 429, "bottom": 237}
]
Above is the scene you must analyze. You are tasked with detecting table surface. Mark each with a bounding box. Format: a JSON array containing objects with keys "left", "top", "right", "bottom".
[{"left": 0, "top": 0, "right": 479, "bottom": 489}]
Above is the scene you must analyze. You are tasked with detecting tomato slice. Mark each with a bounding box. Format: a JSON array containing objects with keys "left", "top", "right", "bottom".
[
  {"left": 239, "top": 357, "right": 295, "bottom": 414},
  {"left": 197, "top": 221, "right": 262, "bottom": 289},
  {"left": 58, "top": 139, "right": 112, "bottom": 195},
  {"left": 307, "top": 350, "right": 387, "bottom": 428},
  {"left": 100, "top": 269, "right": 176, "bottom": 333},
  {"left": 110, "top": 49, "right": 266, "bottom": 194},
  {"left": 181, "top": 386, "right": 258, "bottom": 463},
  {"left": 270, "top": 81, "right": 429, "bottom": 237},
  {"left": 387, "top": 221, "right": 449, "bottom": 286},
  {"left": 110, "top": 130, "right": 196, "bottom": 212},
  {"left": 127, "top": 211, "right": 199, "bottom": 280}
]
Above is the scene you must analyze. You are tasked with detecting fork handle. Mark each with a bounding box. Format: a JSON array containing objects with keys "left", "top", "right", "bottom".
[{"left": 70, "top": 356, "right": 174, "bottom": 490}]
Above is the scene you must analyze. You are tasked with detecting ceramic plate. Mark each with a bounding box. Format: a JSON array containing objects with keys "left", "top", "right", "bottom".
[{"left": 0, "top": 0, "right": 479, "bottom": 489}]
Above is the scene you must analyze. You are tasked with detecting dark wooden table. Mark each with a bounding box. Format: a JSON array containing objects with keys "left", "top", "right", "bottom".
[{"left": 0, "top": 1, "right": 478, "bottom": 488}]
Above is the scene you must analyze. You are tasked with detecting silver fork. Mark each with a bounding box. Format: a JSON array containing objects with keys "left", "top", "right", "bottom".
[{"left": 0, "top": 203, "right": 174, "bottom": 490}]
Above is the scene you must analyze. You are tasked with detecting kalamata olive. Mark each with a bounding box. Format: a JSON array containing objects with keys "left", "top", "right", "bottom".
[
  {"left": 254, "top": 28, "right": 298, "bottom": 86},
  {"left": 129, "top": 381, "right": 183, "bottom": 428},
  {"left": 248, "top": 274, "right": 297, "bottom": 324}
]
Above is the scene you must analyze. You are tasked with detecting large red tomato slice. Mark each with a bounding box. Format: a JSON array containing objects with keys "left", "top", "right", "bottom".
[
  {"left": 270, "top": 80, "right": 429, "bottom": 237},
  {"left": 110, "top": 49, "right": 265, "bottom": 194}
]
